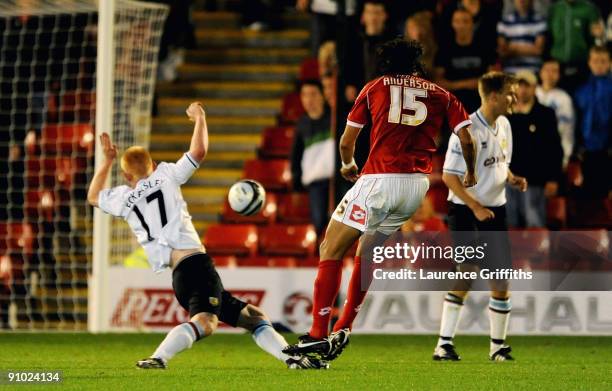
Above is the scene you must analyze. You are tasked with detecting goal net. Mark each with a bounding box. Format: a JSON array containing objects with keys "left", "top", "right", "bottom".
[{"left": 0, "top": 0, "right": 168, "bottom": 331}]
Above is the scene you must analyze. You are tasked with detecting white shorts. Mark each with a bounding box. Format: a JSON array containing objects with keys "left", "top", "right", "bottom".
[{"left": 331, "top": 173, "right": 430, "bottom": 235}]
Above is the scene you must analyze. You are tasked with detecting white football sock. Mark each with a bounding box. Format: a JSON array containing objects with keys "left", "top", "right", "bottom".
[
  {"left": 437, "top": 293, "right": 464, "bottom": 347},
  {"left": 153, "top": 321, "right": 204, "bottom": 363},
  {"left": 489, "top": 297, "right": 511, "bottom": 352},
  {"left": 251, "top": 320, "right": 291, "bottom": 362}
]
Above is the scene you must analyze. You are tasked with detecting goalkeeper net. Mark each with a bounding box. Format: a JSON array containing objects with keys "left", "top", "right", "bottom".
[{"left": 0, "top": 0, "right": 167, "bottom": 330}]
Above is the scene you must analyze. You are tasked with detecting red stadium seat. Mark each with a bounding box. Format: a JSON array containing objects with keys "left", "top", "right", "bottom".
[
  {"left": 40, "top": 124, "right": 94, "bottom": 155},
  {"left": 59, "top": 91, "right": 95, "bottom": 122},
  {"left": 203, "top": 224, "right": 258, "bottom": 257},
  {"left": 279, "top": 92, "right": 304, "bottom": 125},
  {"left": 277, "top": 193, "right": 311, "bottom": 223},
  {"left": 426, "top": 186, "right": 448, "bottom": 215},
  {"left": 509, "top": 228, "right": 550, "bottom": 262},
  {"left": 259, "top": 224, "right": 317, "bottom": 257},
  {"left": 243, "top": 159, "right": 291, "bottom": 191},
  {"left": 237, "top": 256, "right": 297, "bottom": 268},
  {"left": 550, "top": 229, "right": 609, "bottom": 263},
  {"left": 222, "top": 193, "right": 278, "bottom": 225},
  {"left": 25, "top": 156, "right": 80, "bottom": 188},
  {"left": 24, "top": 190, "right": 55, "bottom": 221},
  {"left": 546, "top": 196, "right": 566, "bottom": 229},
  {"left": 0, "top": 222, "right": 34, "bottom": 256},
  {"left": 212, "top": 256, "right": 238, "bottom": 268},
  {"left": 259, "top": 126, "right": 295, "bottom": 159},
  {"left": 297, "top": 257, "right": 320, "bottom": 267},
  {"left": 299, "top": 57, "right": 320, "bottom": 81}
]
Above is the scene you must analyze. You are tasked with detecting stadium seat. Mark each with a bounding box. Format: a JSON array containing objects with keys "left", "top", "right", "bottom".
[
  {"left": 203, "top": 224, "right": 258, "bottom": 257},
  {"left": 295, "top": 257, "right": 319, "bottom": 267},
  {"left": 237, "top": 256, "right": 297, "bottom": 268},
  {"left": 277, "top": 193, "right": 311, "bottom": 223},
  {"left": 222, "top": 192, "right": 277, "bottom": 225},
  {"left": 566, "top": 161, "right": 582, "bottom": 187},
  {"left": 25, "top": 156, "right": 78, "bottom": 188},
  {"left": 258, "top": 126, "right": 295, "bottom": 159},
  {"left": 40, "top": 123, "right": 94, "bottom": 155},
  {"left": 212, "top": 256, "right": 238, "bottom": 268},
  {"left": 243, "top": 159, "right": 291, "bottom": 191},
  {"left": 426, "top": 185, "right": 449, "bottom": 215},
  {"left": 258, "top": 224, "right": 317, "bottom": 257},
  {"left": 550, "top": 229, "right": 609, "bottom": 263},
  {"left": 509, "top": 228, "right": 550, "bottom": 262},
  {"left": 59, "top": 90, "right": 95, "bottom": 123},
  {"left": 0, "top": 222, "right": 34, "bottom": 256},
  {"left": 546, "top": 196, "right": 566, "bottom": 229},
  {"left": 299, "top": 57, "right": 319, "bottom": 81},
  {"left": 24, "top": 190, "right": 55, "bottom": 221},
  {"left": 278, "top": 91, "right": 304, "bottom": 125}
]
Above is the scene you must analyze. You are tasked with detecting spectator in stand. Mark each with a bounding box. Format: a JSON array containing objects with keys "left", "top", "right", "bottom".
[
  {"left": 388, "top": 0, "right": 436, "bottom": 35},
  {"left": 404, "top": 11, "right": 437, "bottom": 78},
  {"left": 536, "top": 58, "right": 575, "bottom": 169},
  {"left": 296, "top": 0, "right": 358, "bottom": 55},
  {"left": 154, "top": 0, "right": 196, "bottom": 82},
  {"left": 437, "top": 0, "right": 501, "bottom": 57},
  {"left": 573, "top": 46, "right": 611, "bottom": 199},
  {"left": 345, "top": 0, "right": 395, "bottom": 102},
  {"left": 497, "top": 0, "right": 547, "bottom": 73},
  {"left": 507, "top": 70, "right": 564, "bottom": 228},
  {"left": 503, "top": 0, "right": 550, "bottom": 17},
  {"left": 434, "top": 8, "right": 497, "bottom": 112},
  {"left": 400, "top": 197, "right": 447, "bottom": 233},
  {"left": 318, "top": 40, "right": 336, "bottom": 78},
  {"left": 290, "top": 80, "right": 335, "bottom": 236},
  {"left": 548, "top": 0, "right": 605, "bottom": 92}
]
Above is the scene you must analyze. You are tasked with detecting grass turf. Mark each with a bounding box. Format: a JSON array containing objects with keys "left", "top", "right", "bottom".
[{"left": 0, "top": 333, "right": 610, "bottom": 390}]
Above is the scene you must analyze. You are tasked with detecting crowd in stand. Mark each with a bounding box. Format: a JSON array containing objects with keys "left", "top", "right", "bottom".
[{"left": 290, "top": 0, "right": 611, "bottom": 232}]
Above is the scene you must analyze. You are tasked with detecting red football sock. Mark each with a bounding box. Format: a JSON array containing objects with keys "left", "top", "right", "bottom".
[
  {"left": 309, "top": 259, "right": 343, "bottom": 339},
  {"left": 333, "top": 256, "right": 369, "bottom": 332}
]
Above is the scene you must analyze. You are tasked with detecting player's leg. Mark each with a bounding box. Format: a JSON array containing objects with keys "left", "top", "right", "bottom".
[
  {"left": 488, "top": 287, "right": 513, "bottom": 361},
  {"left": 485, "top": 206, "right": 514, "bottom": 361},
  {"left": 332, "top": 230, "right": 387, "bottom": 333},
  {"left": 330, "top": 174, "right": 430, "bottom": 359},
  {"left": 434, "top": 202, "right": 479, "bottom": 361},
  {"left": 231, "top": 302, "right": 327, "bottom": 369},
  {"left": 281, "top": 220, "right": 361, "bottom": 360},
  {"left": 137, "top": 253, "right": 222, "bottom": 369},
  {"left": 138, "top": 312, "right": 218, "bottom": 369}
]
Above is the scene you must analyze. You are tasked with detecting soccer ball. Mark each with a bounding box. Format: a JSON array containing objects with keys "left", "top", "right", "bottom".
[{"left": 227, "top": 179, "right": 266, "bottom": 216}]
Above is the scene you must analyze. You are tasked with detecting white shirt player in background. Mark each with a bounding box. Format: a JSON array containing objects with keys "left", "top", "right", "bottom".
[
  {"left": 536, "top": 58, "right": 575, "bottom": 169},
  {"left": 87, "top": 102, "right": 321, "bottom": 370},
  {"left": 434, "top": 72, "right": 528, "bottom": 362}
]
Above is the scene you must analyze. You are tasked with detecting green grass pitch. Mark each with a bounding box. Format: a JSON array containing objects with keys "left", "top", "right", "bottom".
[{"left": 0, "top": 333, "right": 610, "bottom": 390}]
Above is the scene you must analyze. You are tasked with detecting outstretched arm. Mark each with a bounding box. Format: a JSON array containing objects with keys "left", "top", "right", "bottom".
[
  {"left": 186, "top": 102, "right": 208, "bottom": 163},
  {"left": 87, "top": 133, "right": 117, "bottom": 207}
]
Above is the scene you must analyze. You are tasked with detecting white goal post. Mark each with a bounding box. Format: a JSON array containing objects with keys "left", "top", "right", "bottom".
[{"left": 90, "top": 0, "right": 168, "bottom": 332}]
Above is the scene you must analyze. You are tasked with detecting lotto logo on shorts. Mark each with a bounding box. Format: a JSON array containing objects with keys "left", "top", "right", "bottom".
[
  {"left": 209, "top": 297, "right": 219, "bottom": 306},
  {"left": 349, "top": 204, "right": 367, "bottom": 224}
]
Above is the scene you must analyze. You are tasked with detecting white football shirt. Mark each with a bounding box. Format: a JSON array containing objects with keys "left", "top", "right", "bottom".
[
  {"left": 443, "top": 110, "right": 513, "bottom": 207},
  {"left": 98, "top": 153, "right": 202, "bottom": 272}
]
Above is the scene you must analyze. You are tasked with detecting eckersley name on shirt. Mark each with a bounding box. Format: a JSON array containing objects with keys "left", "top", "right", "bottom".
[{"left": 125, "top": 178, "right": 165, "bottom": 209}]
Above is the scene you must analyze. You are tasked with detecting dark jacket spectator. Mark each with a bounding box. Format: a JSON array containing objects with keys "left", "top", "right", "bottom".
[
  {"left": 434, "top": 8, "right": 496, "bottom": 112},
  {"left": 573, "top": 46, "right": 611, "bottom": 198}
]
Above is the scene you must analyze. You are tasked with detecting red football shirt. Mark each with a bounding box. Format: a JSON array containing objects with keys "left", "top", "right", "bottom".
[{"left": 347, "top": 74, "right": 471, "bottom": 174}]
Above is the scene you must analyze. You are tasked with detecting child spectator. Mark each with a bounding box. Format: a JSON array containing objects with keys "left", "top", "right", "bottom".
[{"left": 536, "top": 58, "right": 575, "bottom": 169}]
